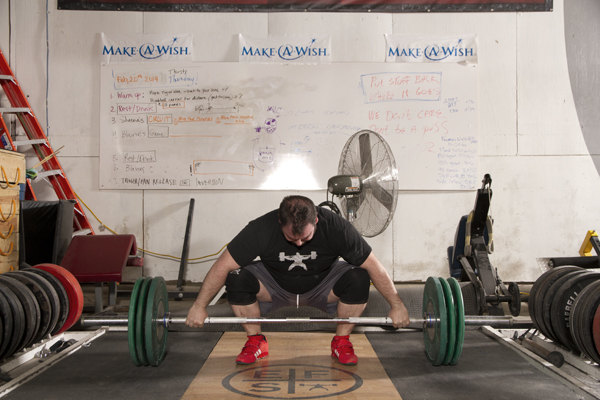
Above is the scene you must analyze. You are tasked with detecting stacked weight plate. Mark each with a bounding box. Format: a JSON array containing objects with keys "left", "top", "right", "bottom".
[
  {"left": 422, "top": 276, "right": 465, "bottom": 366},
  {"left": 530, "top": 266, "right": 600, "bottom": 361},
  {"left": 128, "top": 276, "right": 169, "bottom": 367},
  {"left": 0, "top": 263, "right": 84, "bottom": 362}
]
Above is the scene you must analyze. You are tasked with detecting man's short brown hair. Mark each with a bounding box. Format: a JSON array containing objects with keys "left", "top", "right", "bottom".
[{"left": 278, "top": 195, "right": 317, "bottom": 235}]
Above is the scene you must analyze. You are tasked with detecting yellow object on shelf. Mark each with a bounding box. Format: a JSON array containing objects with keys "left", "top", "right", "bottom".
[{"left": 579, "top": 230, "right": 599, "bottom": 257}]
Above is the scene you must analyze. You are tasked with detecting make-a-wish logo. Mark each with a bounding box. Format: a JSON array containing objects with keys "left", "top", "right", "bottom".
[
  {"left": 423, "top": 38, "right": 475, "bottom": 61},
  {"left": 386, "top": 35, "right": 478, "bottom": 64},
  {"left": 103, "top": 36, "right": 190, "bottom": 60},
  {"left": 242, "top": 39, "right": 328, "bottom": 61}
]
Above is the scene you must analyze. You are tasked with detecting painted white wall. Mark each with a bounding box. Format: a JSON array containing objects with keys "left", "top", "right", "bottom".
[{"left": 4, "top": 0, "right": 598, "bottom": 284}]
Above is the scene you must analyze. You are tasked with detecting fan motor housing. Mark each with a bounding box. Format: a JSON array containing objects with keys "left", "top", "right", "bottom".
[{"left": 327, "top": 175, "right": 363, "bottom": 195}]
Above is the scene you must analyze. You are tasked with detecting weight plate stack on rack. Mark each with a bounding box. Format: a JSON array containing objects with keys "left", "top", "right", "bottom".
[
  {"left": 5, "top": 272, "right": 53, "bottom": 344},
  {"left": 530, "top": 266, "right": 600, "bottom": 364},
  {"left": 0, "top": 275, "right": 41, "bottom": 352},
  {"left": 32, "top": 264, "right": 83, "bottom": 335},
  {"left": 550, "top": 271, "right": 600, "bottom": 351},
  {"left": 0, "top": 264, "right": 84, "bottom": 363},
  {"left": 537, "top": 268, "right": 585, "bottom": 342},
  {"left": 529, "top": 266, "right": 582, "bottom": 336},
  {"left": 24, "top": 267, "right": 70, "bottom": 336},
  {"left": 570, "top": 280, "right": 600, "bottom": 364}
]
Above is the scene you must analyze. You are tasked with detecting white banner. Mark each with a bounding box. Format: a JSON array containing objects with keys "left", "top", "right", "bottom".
[
  {"left": 385, "top": 35, "right": 478, "bottom": 64},
  {"left": 100, "top": 33, "right": 193, "bottom": 63},
  {"left": 239, "top": 34, "right": 331, "bottom": 64}
]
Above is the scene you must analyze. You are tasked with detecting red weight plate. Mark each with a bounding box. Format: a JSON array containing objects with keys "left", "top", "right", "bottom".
[
  {"left": 32, "top": 264, "right": 84, "bottom": 334},
  {"left": 593, "top": 302, "right": 600, "bottom": 357}
]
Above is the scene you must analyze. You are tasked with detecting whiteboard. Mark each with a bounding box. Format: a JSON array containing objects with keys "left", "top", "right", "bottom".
[{"left": 99, "top": 62, "right": 478, "bottom": 190}]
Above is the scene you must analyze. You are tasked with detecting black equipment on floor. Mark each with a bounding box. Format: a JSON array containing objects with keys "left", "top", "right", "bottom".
[
  {"left": 19, "top": 200, "right": 74, "bottom": 267},
  {"left": 447, "top": 174, "right": 522, "bottom": 316}
]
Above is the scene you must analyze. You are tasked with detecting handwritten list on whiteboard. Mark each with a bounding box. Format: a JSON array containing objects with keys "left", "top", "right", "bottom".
[{"left": 99, "top": 62, "right": 478, "bottom": 190}]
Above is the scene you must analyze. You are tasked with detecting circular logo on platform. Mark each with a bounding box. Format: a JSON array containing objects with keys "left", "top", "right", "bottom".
[{"left": 222, "top": 363, "right": 363, "bottom": 399}]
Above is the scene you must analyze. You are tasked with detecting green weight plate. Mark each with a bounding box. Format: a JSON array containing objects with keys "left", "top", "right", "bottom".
[
  {"left": 128, "top": 277, "right": 148, "bottom": 366},
  {"left": 422, "top": 276, "right": 447, "bottom": 366},
  {"left": 439, "top": 278, "right": 456, "bottom": 366},
  {"left": 447, "top": 277, "right": 465, "bottom": 366},
  {"left": 136, "top": 278, "right": 153, "bottom": 366},
  {"left": 145, "top": 277, "right": 169, "bottom": 367}
]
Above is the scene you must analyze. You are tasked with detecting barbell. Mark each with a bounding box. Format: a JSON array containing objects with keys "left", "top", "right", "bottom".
[{"left": 80, "top": 276, "right": 531, "bottom": 367}]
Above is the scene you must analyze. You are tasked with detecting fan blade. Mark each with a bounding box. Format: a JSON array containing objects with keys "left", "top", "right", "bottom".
[
  {"left": 359, "top": 133, "right": 373, "bottom": 178},
  {"left": 364, "top": 181, "right": 395, "bottom": 213}
]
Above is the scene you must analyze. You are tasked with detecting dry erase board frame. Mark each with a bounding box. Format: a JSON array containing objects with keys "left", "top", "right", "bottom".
[
  {"left": 58, "top": 0, "right": 552, "bottom": 13},
  {"left": 99, "top": 62, "right": 478, "bottom": 191}
]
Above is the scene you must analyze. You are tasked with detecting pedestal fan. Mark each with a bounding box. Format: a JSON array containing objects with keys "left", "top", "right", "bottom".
[{"left": 322, "top": 129, "right": 398, "bottom": 237}]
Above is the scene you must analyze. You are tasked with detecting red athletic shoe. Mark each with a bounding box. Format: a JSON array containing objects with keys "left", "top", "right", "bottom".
[
  {"left": 331, "top": 335, "right": 358, "bottom": 365},
  {"left": 236, "top": 334, "right": 269, "bottom": 364}
]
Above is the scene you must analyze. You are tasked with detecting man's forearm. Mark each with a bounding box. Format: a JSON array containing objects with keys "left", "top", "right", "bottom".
[
  {"left": 193, "top": 266, "right": 229, "bottom": 308},
  {"left": 361, "top": 252, "right": 405, "bottom": 309},
  {"left": 369, "top": 266, "right": 405, "bottom": 309},
  {"left": 192, "top": 249, "right": 240, "bottom": 309}
]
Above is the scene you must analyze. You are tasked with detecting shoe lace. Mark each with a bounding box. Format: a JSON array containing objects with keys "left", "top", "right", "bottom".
[
  {"left": 242, "top": 336, "right": 264, "bottom": 353},
  {"left": 334, "top": 338, "right": 354, "bottom": 352}
]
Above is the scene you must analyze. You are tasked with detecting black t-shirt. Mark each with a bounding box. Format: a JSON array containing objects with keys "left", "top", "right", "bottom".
[{"left": 227, "top": 207, "right": 372, "bottom": 294}]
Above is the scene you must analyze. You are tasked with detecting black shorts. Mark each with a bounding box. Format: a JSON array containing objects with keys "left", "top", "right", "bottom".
[{"left": 243, "top": 260, "right": 357, "bottom": 315}]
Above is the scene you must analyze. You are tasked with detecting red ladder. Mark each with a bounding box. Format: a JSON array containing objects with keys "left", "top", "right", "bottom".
[{"left": 0, "top": 48, "right": 94, "bottom": 235}]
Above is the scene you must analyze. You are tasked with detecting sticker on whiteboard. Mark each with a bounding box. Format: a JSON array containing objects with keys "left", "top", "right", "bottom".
[{"left": 385, "top": 34, "right": 478, "bottom": 64}]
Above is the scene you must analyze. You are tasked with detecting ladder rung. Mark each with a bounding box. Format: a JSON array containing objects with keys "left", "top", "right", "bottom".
[
  {"left": 0, "top": 49, "right": 94, "bottom": 234},
  {"left": 12, "top": 139, "right": 47, "bottom": 146},
  {"left": 0, "top": 107, "right": 30, "bottom": 113},
  {"left": 37, "top": 169, "right": 63, "bottom": 179}
]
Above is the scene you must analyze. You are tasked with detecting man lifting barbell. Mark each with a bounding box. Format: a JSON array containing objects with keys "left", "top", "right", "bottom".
[{"left": 185, "top": 195, "right": 411, "bottom": 365}]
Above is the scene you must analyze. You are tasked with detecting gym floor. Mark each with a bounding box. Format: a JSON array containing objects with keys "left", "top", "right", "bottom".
[{"left": 0, "top": 283, "right": 592, "bottom": 400}]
